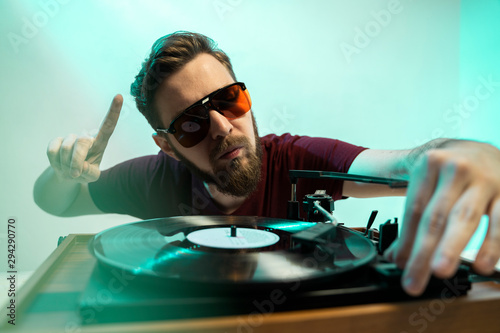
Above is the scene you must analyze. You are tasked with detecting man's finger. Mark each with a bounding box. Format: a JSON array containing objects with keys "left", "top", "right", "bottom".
[
  {"left": 91, "top": 94, "right": 123, "bottom": 155},
  {"left": 70, "top": 136, "right": 94, "bottom": 178},
  {"left": 474, "top": 197, "right": 500, "bottom": 275},
  {"left": 402, "top": 193, "right": 460, "bottom": 296},
  {"left": 431, "top": 186, "right": 491, "bottom": 278},
  {"left": 47, "top": 137, "right": 63, "bottom": 173},
  {"left": 80, "top": 162, "right": 101, "bottom": 182},
  {"left": 60, "top": 134, "right": 77, "bottom": 176},
  {"left": 389, "top": 152, "right": 439, "bottom": 268},
  {"left": 402, "top": 159, "right": 469, "bottom": 296}
]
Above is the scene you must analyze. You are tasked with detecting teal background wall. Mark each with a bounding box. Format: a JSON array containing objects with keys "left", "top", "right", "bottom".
[{"left": 0, "top": 0, "right": 498, "bottom": 273}]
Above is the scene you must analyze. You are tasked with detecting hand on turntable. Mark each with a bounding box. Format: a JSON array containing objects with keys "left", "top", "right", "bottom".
[
  {"left": 385, "top": 140, "right": 500, "bottom": 296},
  {"left": 46, "top": 95, "right": 123, "bottom": 183}
]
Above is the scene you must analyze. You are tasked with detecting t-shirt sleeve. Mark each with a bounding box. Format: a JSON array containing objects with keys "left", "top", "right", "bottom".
[
  {"left": 264, "top": 134, "right": 367, "bottom": 202},
  {"left": 88, "top": 152, "right": 192, "bottom": 220},
  {"left": 289, "top": 135, "right": 367, "bottom": 200},
  {"left": 287, "top": 135, "right": 366, "bottom": 173}
]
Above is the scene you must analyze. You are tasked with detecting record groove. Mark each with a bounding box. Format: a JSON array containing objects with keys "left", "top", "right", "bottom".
[{"left": 89, "top": 216, "right": 376, "bottom": 289}]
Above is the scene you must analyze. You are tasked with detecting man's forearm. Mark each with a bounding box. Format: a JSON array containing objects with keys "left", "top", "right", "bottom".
[
  {"left": 345, "top": 138, "right": 459, "bottom": 198},
  {"left": 403, "top": 138, "right": 457, "bottom": 174}
]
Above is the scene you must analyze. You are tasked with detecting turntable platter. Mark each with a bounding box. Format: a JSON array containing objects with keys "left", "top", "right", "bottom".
[{"left": 89, "top": 216, "right": 376, "bottom": 289}]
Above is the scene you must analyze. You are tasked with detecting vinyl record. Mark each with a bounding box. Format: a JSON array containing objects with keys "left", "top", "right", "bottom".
[{"left": 89, "top": 216, "right": 376, "bottom": 289}]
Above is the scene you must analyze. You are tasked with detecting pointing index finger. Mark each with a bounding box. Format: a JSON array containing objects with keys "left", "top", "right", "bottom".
[{"left": 93, "top": 94, "right": 123, "bottom": 153}]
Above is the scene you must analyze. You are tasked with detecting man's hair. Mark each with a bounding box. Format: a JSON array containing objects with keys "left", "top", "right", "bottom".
[{"left": 130, "top": 31, "right": 236, "bottom": 130}]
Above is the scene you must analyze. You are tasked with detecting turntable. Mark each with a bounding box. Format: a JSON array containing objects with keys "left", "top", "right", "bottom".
[{"left": 2, "top": 171, "right": 500, "bottom": 333}]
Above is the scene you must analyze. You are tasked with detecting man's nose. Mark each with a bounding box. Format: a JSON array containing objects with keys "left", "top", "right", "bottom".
[{"left": 209, "top": 110, "right": 232, "bottom": 140}]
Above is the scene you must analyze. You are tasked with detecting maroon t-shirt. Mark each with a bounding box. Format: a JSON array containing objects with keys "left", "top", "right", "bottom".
[{"left": 89, "top": 134, "right": 366, "bottom": 220}]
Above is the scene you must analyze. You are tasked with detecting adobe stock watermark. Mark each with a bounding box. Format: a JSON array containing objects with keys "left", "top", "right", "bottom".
[
  {"left": 178, "top": 187, "right": 213, "bottom": 216},
  {"left": 442, "top": 74, "right": 499, "bottom": 131},
  {"left": 399, "top": 276, "right": 469, "bottom": 333},
  {"left": 64, "top": 268, "right": 136, "bottom": 333},
  {"left": 176, "top": 164, "right": 258, "bottom": 215},
  {"left": 7, "top": 0, "right": 72, "bottom": 54},
  {"left": 257, "top": 106, "right": 295, "bottom": 135},
  {"left": 339, "top": 0, "right": 404, "bottom": 64},
  {"left": 237, "top": 233, "right": 336, "bottom": 333},
  {"left": 79, "top": 96, "right": 138, "bottom": 141},
  {"left": 414, "top": 74, "right": 499, "bottom": 146},
  {"left": 213, "top": 0, "right": 244, "bottom": 21}
]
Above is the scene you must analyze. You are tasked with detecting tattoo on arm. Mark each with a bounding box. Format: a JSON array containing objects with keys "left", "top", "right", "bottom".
[{"left": 405, "top": 138, "right": 456, "bottom": 171}]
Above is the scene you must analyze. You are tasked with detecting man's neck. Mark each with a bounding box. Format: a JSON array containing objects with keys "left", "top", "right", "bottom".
[{"left": 204, "top": 182, "right": 248, "bottom": 214}]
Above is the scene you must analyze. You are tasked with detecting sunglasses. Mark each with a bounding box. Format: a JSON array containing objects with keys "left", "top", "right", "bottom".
[{"left": 156, "top": 82, "right": 252, "bottom": 148}]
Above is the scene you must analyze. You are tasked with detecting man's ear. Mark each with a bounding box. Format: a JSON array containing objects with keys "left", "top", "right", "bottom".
[{"left": 152, "top": 134, "right": 180, "bottom": 161}]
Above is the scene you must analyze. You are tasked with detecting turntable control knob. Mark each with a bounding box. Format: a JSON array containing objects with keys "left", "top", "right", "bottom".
[{"left": 231, "top": 225, "right": 237, "bottom": 237}]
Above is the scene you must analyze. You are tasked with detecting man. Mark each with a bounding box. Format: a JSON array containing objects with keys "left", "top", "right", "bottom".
[{"left": 34, "top": 31, "right": 500, "bottom": 297}]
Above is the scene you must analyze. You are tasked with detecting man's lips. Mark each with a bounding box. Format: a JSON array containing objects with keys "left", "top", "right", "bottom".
[{"left": 217, "top": 146, "right": 244, "bottom": 160}]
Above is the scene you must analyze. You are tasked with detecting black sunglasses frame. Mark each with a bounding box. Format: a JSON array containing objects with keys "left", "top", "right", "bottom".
[{"left": 156, "top": 82, "right": 249, "bottom": 136}]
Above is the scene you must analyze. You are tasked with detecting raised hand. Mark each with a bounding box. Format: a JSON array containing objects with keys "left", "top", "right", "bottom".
[
  {"left": 385, "top": 140, "right": 500, "bottom": 295},
  {"left": 46, "top": 95, "right": 123, "bottom": 183}
]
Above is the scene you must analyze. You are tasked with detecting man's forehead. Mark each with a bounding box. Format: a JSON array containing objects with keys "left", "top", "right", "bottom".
[{"left": 155, "top": 54, "right": 234, "bottom": 117}]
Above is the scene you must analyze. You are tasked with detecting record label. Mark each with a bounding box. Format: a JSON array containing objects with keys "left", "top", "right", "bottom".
[{"left": 186, "top": 227, "right": 280, "bottom": 249}]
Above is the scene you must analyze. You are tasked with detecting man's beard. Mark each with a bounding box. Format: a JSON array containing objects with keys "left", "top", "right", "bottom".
[{"left": 168, "top": 116, "right": 263, "bottom": 198}]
